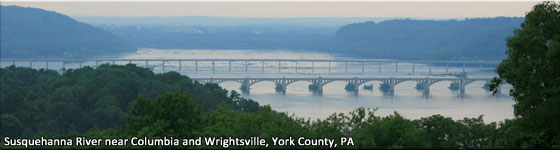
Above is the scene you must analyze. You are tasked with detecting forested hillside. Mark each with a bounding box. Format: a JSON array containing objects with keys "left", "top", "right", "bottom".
[
  {"left": 0, "top": 65, "right": 555, "bottom": 149},
  {"left": 332, "top": 17, "right": 524, "bottom": 60},
  {"left": 0, "top": 65, "right": 259, "bottom": 138},
  {"left": 96, "top": 17, "right": 523, "bottom": 60},
  {"left": 0, "top": 6, "right": 135, "bottom": 58},
  {"left": 100, "top": 25, "right": 335, "bottom": 51}
]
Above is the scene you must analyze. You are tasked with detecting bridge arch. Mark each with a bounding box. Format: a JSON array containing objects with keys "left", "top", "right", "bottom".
[
  {"left": 427, "top": 80, "right": 453, "bottom": 87},
  {"left": 393, "top": 80, "right": 421, "bottom": 87},
  {"left": 464, "top": 80, "right": 489, "bottom": 88},
  {"left": 285, "top": 80, "right": 314, "bottom": 87},
  {"left": 216, "top": 80, "right": 243, "bottom": 85},
  {"left": 322, "top": 79, "right": 350, "bottom": 87},
  {"left": 322, "top": 80, "right": 352, "bottom": 88},
  {"left": 356, "top": 80, "right": 384, "bottom": 88},
  {"left": 355, "top": 79, "right": 382, "bottom": 87},
  {"left": 464, "top": 80, "right": 490, "bottom": 87},
  {"left": 248, "top": 80, "right": 277, "bottom": 87}
]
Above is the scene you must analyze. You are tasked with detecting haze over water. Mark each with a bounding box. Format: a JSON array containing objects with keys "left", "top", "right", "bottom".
[
  {"left": 2, "top": 48, "right": 514, "bottom": 123},
  {"left": 120, "top": 48, "right": 515, "bottom": 123}
]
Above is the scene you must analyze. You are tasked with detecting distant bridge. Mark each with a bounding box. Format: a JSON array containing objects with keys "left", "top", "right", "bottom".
[
  {"left": 1, "top": 58, "right": 501, "bottom": 74},
  {"left": 191, "top": 77, "right": 500, "bottom": 97},
  {"left": 0, "top": 58, "right": 504, "bottom": 97}
]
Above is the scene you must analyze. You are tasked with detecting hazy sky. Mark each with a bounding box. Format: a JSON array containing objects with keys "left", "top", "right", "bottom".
[{"left": 1, "top": 1, "right": 540, "bottom": 18}]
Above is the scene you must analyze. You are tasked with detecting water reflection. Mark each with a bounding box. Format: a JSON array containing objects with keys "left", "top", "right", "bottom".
[{"left": 1, "top": 48, "right": 514, "bottom": 123}]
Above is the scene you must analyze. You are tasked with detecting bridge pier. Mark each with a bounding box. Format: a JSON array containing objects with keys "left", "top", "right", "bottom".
[
  {"left": 241, "top": 78, "right": 251, "bottom": 95},
  {"left": 495, "top": 84, "right": 503, "bottom": 97},
  {"left": 362, "top": 62, "right": 365, "bottom": 74},
  {"left": 315, "top": 84, "right": 323, "bottom": 96},
  {"left": 312, "top": 61, "right": 315, "bottom": 74},
  {"left": 480, "top": 61, "right": 483, "bottom": 72},
  {"left": 347, "top": 78, "right": 360, "bottom": 95},
  {"left": 386, "top": 84, "right": 395, "bottom": 97},
  {"left": 276, "top": 83, "right": 287, "bottom": 94},
  {"left": 395, "top": 62, "right": 398, "bottom": 72},
  {"left": 345, "top": 62, "right": 348, "bottom": 73},
  {"left": 352, "top": 83, "right": 359, "bottom": 96},
  {"left": 460, "top": 87, "right": 465, "bottom": 98},
  {"left": 311, "top": 77, "right": 325, "bottom": 96},
  {"left": 187, "top": 77, "right": 496, "bottom": 98},
  {"left": 275, "top": 77, "right": 288, "bottom": 94},
  {"left": 245, "top": 61, "right": 248, "bottom": 73},
  {"left": 412, "top": 62, "right": 415, "bottom": 74},
  {"left": 295, "top": 61, "right": 298, "bottom": 73},
  {"left": 278, "top": 61, "right": 281, "bottom": 73},
  {"left": 429, "top": 63, "right": 432, "bottom": 73},
  {"left": 459, "top": 81, "right": 466, "bottom": 98},
  {"left": 422, "top": 87, "right": 430, "bottom": 98},
  {"left": 328, "top": 61, "right": 331, "bottom": 74},
  {"left": 446, "top": 63, "right": 449, "bottom": 73}
]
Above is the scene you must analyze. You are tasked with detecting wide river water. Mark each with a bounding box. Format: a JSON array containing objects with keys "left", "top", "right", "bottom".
[
  {"left": 3, "top": 48, "right": 515, "bottom": 123},
  {"left": 118, "top": 48, "right": 515, "bottom": 123}
]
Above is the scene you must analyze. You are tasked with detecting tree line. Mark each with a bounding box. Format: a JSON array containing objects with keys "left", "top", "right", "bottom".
[{"left": 0, "top": 64, "right": 557, "bottom": 149}]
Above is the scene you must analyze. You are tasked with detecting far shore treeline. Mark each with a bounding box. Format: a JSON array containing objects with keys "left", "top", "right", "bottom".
[{"left": 2, "top": 5, "right": 522, "bottom": 60}]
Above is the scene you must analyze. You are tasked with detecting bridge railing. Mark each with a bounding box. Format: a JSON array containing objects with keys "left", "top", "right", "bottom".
[
  {"left": 0, "top": 58, "right": 501, "bottom": 75},
  {"left": 190, "top": 77, "right": 503, "bottom": 98}
]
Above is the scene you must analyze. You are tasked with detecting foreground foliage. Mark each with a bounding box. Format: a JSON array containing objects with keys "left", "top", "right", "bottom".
[
  {"left": 491, "top": 1, "right": 560, "bottom": 147},
  {"left": 0, "top": 64, "right": 557, "bottom": 149},
  {"left": 0, "top": 64, "right": 259, "bottom": 138}
]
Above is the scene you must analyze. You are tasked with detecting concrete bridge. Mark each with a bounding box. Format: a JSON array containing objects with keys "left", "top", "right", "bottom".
[
  {"left": 1, "top": 58, "right": 500, "bottom": 74},
  {"left": 191, "top": 77, "right": 499, "bottom": 97}
]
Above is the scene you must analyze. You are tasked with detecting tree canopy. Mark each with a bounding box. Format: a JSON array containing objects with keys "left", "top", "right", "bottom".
[
  {"left": 491, "top": 1, "right": 560, "bottom": 147},
  {"left": 0, "top": 64, "right": 260, "bottom": 138},
  {"left": 333, "top": 17, "right": 523, "bottom": 60},
  {"left": 0, "top": 6, "right": 135, "bottom": 58}
]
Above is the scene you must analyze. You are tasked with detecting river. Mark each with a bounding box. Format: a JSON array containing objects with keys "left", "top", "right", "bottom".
[
  {"left": 2, "top": 48, "right": 515, "bottom": 123},
  {"left": 120, "top": 48, "right": 515, "bottom": 123}
]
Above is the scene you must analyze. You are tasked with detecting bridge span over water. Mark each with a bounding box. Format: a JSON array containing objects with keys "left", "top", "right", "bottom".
[
  {"left": 191, "top": 77, "right": 500, "bottom": 97},
  {"left": 1, "top": 58, "right": 500, "bottom": 75}
]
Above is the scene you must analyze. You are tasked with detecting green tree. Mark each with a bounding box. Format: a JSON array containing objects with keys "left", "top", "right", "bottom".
[
  {"left": 121, "top": 92, "right": 202, "bottom": 138},
  {"left": 349, "top": 108, "right": 429, "bottom": 148},
  {"left": 455, "top": 116, "right": 497, "bottom": 149},
  {"left": 490, "top": 1, "right": 560, "bottom": 147},
  {"left": 416, "top": 115, "right": 461, "bottom": 148}
]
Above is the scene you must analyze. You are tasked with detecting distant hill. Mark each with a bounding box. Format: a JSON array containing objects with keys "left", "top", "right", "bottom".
[
  {"left": 0, "top": 6, "right": 135, "bottom": 58},
  {"left": 73, "top": 16, "right": 398, "bottom": 28},
  {"left": 332, "top": 17, "right": 524, "bottom": 60},
  {"left": 89, "top": 16, "right": 523, "bottom": 60}
]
